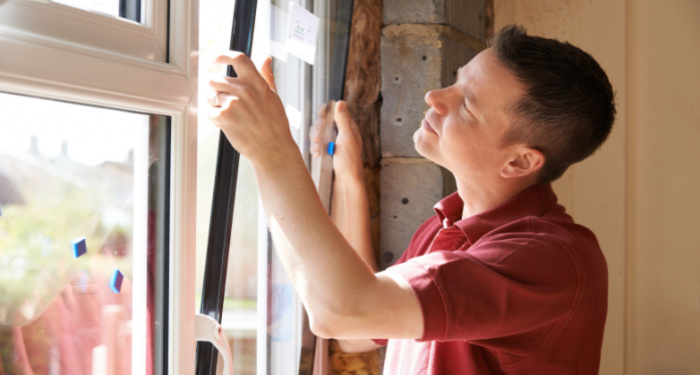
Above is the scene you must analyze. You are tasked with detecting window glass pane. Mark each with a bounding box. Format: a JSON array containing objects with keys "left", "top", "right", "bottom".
[
  {"left": 197, "top": 0, "right": 260, "bottom": 373},
  {"left": 52, "top": 0, "right": 141, "bottom": 23},
  {"left": 0, "top": 92, "right": 168, "bottom": 374}
]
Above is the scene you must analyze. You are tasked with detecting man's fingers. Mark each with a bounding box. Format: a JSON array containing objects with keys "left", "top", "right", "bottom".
[
  {"left": 208, "top": 78, "right": 238, "bottom": 94},
  {"left": 310, "top": 125, "right": 321, "bottom": 142},
  {"left": 260, "top": 56, "right": 277, "bottom": 92},
  {"left": 335, "top": 100, "right": 354, "bottom": 133},
  {"left": 318, "top": 100, "right": 334, "bottom": 118},
  {"left": 208, "top": 91, "right": 221, "bottom": 107},
  {"left": 207, "top": 107, "right": 223, "bottom": 127},
  {"left": 208, "top": 78, "right": 247, "bottom": 106},
  {"left": 214, "top": 51, "right": 260, "bottom": 79},
  {"left": 311, "top": 101, "right": 336, "bottom": 139},
  {"left": 209, "top": 54, "right": 278, "bottom": 103}
]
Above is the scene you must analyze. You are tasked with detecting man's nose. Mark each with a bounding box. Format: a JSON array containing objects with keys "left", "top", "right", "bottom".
[{"left": 425, "top": 88, "right": 448, "bottom": 115}]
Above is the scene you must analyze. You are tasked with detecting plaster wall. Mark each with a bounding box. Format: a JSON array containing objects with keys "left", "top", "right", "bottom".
[{"left": 495, "top": 0, "right": 700, "bottom": 373}]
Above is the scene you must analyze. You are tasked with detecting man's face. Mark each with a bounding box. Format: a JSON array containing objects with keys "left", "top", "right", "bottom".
[{"left": 413, "top": 48, "right": 526, "bottom": 183}]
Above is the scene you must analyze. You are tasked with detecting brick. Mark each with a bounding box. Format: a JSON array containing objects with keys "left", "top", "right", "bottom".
[{"left": 379, "top": 158, "right": 456, "bottom": 269}]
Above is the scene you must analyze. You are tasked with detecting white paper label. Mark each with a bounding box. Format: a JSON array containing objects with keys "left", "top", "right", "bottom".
[{"left": 286, "top": 2, "right": 320, "bottom": 65}]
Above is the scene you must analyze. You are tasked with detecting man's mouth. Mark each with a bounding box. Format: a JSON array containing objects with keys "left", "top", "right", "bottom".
[{"left": 422, "top": 118, "right": 436, "bottom": 134}]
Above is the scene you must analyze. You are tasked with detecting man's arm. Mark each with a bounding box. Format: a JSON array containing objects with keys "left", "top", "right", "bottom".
[
  {"left": 313, "top": 101, "right": 383, "bottom": 352},
  {"left": 207, "top": 52, "right": 423, "bottom": 340},
  {"left": 312, "top": 100, "right": 377, "bottom": 273},
  {"left": 336, "top": 338, "right": 385, "bottom": 354}
]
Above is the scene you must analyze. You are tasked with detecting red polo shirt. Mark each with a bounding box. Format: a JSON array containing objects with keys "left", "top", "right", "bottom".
[{"left": 379, "top": 184, "right": 608, "bottom": 374}]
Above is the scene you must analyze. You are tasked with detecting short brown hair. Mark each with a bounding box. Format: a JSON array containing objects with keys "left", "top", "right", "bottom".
[{"left": 490, "top": 25, "right": 616, "bottom": 183}]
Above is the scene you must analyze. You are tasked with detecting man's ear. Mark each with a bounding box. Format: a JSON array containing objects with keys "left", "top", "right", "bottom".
[{"left": 500, "top": 146, "right": 545, "bottom": 179}]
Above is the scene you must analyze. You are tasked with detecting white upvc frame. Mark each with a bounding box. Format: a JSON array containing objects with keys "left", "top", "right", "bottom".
[
  {"left": 0, "top": 0, "right": 199, "bottom": 372},
  {"left": 0, "top": 0, "right": 168, "bottom": 62}
]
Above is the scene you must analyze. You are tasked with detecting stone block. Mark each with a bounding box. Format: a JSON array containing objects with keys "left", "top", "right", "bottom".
[
  {"left": 384, "top": 0, "right": 487, "bottom": 40},
  {"left": 379, "top": 157, "right": 456, "bottom": 270},
  {"left": 380, "top": 24, "right": 480, "bottom": 158}
]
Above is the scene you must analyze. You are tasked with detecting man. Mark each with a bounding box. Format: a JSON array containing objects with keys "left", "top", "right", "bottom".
[{"left": 208, "top": 25, "right": 615, "bottom": 374}]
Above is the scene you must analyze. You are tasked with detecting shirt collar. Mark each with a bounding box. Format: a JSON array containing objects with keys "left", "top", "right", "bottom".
[{"left": 433, "top": 183, "right": 559, "bottom": 245}]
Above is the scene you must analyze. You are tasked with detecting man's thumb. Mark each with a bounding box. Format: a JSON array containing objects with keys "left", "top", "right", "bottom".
[
  {"left": 334, "top": 100, "right": 352, "bottom": 131},
  {"left": 261, "top": 56, "right": 277, "bottom": 92}
]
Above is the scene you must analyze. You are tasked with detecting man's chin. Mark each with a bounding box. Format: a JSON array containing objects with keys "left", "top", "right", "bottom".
[
  {"left": 413, "top": 141, "right": 433, "bottom": 162},
  {"left": 413, "top": 129, "right": 431, "bottom": 156},
  {"left": 412, "top": 133, "right": 423, "bottom": 155}
]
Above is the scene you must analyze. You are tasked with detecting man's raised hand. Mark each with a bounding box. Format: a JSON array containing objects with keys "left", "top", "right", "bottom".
[{"left": 207, "top": 53, "right": 294, "bottom": 164}]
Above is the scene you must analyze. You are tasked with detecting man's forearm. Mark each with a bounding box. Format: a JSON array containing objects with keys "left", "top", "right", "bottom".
[
  {"left": 331, "top": 173, "right": 377, "bottom": 272},
  {"left": 252, "top": 147, "right": 377, "bottom": 336}
]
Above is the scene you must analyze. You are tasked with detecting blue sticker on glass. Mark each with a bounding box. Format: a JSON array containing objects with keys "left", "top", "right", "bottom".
[
  {"left": 110, "top": 269, "right": 124, "bottom": 293},
  {"left": 71, "top": 237, "right": 87, "bottom": 258}
]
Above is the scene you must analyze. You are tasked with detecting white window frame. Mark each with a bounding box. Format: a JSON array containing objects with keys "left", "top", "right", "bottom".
[
  {"left": 0, "top": 0, "right": 199, "bottom": 372},
  {"left": 0, "top": 0, "right": 168, "bottom": 62}
]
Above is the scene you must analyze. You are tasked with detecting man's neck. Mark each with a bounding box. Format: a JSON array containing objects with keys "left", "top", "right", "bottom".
[{"left": 456, "top": 178, "right": 535, "bottom": 219}]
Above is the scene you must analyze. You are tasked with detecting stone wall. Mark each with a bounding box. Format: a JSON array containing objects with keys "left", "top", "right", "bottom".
[{"left": 379, "top": 0, "right": 490, "bottom": 269}]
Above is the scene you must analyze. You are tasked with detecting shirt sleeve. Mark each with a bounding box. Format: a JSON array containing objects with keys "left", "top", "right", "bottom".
[{"left": 386, "top": 232, "right": 580, "bottom": 343}]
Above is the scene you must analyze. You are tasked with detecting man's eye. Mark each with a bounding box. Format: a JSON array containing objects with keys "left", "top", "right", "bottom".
[{"left": 463, "top": 103, "right": 471, "bottom": 114}]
